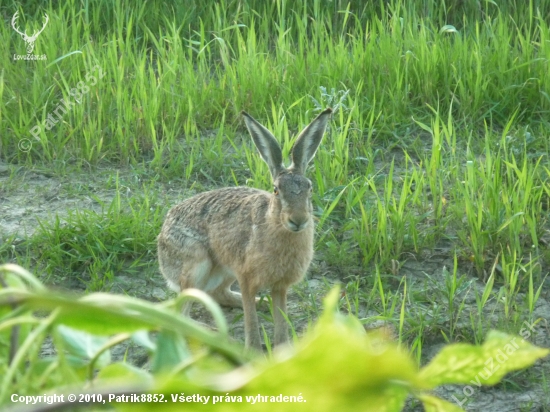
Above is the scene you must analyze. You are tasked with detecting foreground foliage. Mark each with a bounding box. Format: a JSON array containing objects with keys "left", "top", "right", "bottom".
[{"left": 0, "top": 264, "right": 548, "bottom": 411}]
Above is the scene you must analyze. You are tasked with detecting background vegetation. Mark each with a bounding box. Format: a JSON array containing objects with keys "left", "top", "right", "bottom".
[{"left": 1, "top": 0, "right": 549, "bottom": 410}]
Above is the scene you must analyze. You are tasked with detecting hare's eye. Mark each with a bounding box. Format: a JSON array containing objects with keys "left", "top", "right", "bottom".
[{"left": 274, "top": 186, "right": 279, "bottom": 195}]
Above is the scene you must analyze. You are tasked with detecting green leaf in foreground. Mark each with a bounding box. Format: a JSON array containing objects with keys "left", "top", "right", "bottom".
[
  {"left": 57, "top": 324, "right": 111, "bottom": 368},
  {"left": 1, "top": 266, "right": 548, "bottom": 412},
  {"left": 418, "top": 329, "right": 550, "bottom": 388},
  {"left": 123, "top": 287, "right": 418, "bottom": 412},
  {"left": 150, "top": 330, "right": 191, "bottom": 374},
  {"left": 417, "top": 393, "right": 464, "bottom": 412},
  {"left": 234, "top": 317, "right": 415, "bottom": 411}
]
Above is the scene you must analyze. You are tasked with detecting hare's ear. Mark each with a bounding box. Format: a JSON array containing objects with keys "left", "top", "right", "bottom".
[
  {"left": 242, "top": 111, "right": 284, "bottom": 178},
  {"left": 289, "top": 108, "right": 332, "bottom": 174}
]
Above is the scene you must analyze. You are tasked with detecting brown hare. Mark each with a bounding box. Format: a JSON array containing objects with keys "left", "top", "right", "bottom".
[{"left": 157, "top": 108, "right": 332, "bottom": 350}]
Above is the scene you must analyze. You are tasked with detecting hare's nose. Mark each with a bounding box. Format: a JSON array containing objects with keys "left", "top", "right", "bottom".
[{"left": 287, "top": 218, "right": 308, "bottom": 232}]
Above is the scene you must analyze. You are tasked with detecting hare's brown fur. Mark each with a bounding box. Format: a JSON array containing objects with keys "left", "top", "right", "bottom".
[{"left": 158, "top": 109, "right": 332, "bottom": 349}]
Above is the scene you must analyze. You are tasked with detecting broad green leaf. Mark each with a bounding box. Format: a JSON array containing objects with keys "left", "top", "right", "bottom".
[
  {"left": 64, "top": 354, "right": 93, "bottom": 369},
  {"left": 132, "top": 330, "right": 157, "bottom": 352},
  {"left": 48, "top": 298, "right": 151, "bottom": 334},
  {"left": 0, "top": 264, "right": 46, "bottom": 291},
  {"left": 56, "top": 325, "right": 111, "bottom": 368},
  {"left": 417, "top": 393, "right": 464, "bottom": 412},
  {"left": 0, "top": 272, "right": 27, "bottom": 290},
  {"left": 151, "top": 330, "right": 191, "bottom": 374},
  {"left": 234, "top": 330, "right": 413, "bottom": 411},
  {"left": 418, "top": 330, "right": 549, "bottom": 388},
  {"left": 1, "top": 291, "right": 151, "bottom": 334}
]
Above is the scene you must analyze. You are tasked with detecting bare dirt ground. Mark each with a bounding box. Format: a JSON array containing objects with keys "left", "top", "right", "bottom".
[{"left": 1, "top": 161, "right": 549, "bottom": 411}]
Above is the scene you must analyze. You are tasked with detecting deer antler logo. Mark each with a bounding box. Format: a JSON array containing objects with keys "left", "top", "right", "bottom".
[{"left": 11, "top": 11, "right": 49, "bottom": 54}]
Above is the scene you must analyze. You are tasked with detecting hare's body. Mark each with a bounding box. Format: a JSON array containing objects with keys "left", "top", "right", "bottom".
[
  {"left": 159, "top": 186, "right": 313, "bottom": 293},
  {"left": 158, "top": 109, "right": 332, "bottom": 349}
]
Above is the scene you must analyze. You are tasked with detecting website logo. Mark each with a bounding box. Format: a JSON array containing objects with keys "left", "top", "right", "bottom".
[{"left": 12, "top": 11, "right": 48, "bottom": 60}]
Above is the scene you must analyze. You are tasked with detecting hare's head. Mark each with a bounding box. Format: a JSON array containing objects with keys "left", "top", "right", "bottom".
[{"left": 242, "top": 109, "right": 332, "bottom": 232}]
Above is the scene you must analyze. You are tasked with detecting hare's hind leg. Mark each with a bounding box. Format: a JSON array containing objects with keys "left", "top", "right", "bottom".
[
  {"left": 158, "top": 236, "right": 215, "bottom": 314},
  {"left": 209, "top": 265, "right": 242, "bottom": 308},
  {"left": 158, "top": 237, "right": 212, "bottom": 289}
]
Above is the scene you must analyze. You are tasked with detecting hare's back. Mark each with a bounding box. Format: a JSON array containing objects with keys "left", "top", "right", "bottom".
[{"left": 161, "top": 186, "right": 269, "bottom": 242}]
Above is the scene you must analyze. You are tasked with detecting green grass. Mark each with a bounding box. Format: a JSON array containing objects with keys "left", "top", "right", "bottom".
[
  {"left": 28, "top": 179, "right": 164, "bottom": 291},
  {"left": 1, "top": 1, "right": 550, "bottom": 406},
  {"left": 3, "top": 0, "right": 550, "bottom": 165}
]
